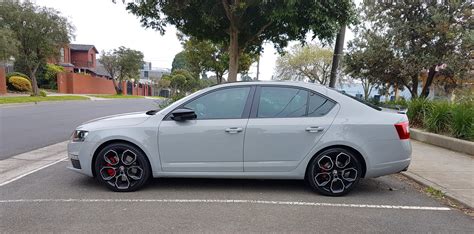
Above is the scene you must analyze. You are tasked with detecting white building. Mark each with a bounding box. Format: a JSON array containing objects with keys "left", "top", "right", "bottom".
[{"left": 139, "top": 62, "right": 170, "bottom": 84}]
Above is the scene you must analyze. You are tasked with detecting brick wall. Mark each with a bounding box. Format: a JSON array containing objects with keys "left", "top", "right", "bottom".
[
  {"left": 0, "top": 67, "right": 6, "bottom": 95},
  {"left": 57, "top": 72, "right": 116, "bottom": 94}
]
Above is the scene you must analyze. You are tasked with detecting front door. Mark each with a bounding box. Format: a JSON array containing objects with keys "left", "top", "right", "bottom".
[
  {"left": 244, "top": 86, "right": 338, "bottom": 172},
  {"left": 159, "top": 86, "right": 254, "bottom": 172}
]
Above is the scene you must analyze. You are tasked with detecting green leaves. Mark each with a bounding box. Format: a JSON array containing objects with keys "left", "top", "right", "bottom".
[
  {"left": 0, "top": 1, "right": 74, "bottom": 94},
  {"left": 100, "top": 47, "right": 144, "bottom": 83},
  {"left": 124, "top": 0, "right": 355, "bottom": 82},
  {"left": 346, "top": 0, "right": 472, "bottom": 98},
  {"left": 275, "top": 44, "right": 333, "bottom": 85}
]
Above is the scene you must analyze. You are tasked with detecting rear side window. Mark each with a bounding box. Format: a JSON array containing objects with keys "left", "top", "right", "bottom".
[
  {"left": 308, "top": 92, "right": 336, "bottom": 117},
  {"left": 256, "top": 87, "right": 335, "bottom": 118},
  {"left": 258, "top": 87, "right": 308, "bottom": 118}
]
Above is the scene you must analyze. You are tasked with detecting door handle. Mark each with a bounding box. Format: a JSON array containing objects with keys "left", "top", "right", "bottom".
[
  {"left": 305, "top": 126, "right": 324, "bottom": 133},
  {"left": 225, "top": 127, "right": 243, "bottom": 134}
]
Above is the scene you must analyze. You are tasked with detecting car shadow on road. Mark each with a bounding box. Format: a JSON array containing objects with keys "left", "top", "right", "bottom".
[{"left": 73, "top": 174, "right": 406, "bottom": 198}]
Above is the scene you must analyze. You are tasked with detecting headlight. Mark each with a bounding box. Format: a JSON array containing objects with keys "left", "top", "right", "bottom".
[{"left": 72, "top": 130, "right": 89, "bottom": 142}]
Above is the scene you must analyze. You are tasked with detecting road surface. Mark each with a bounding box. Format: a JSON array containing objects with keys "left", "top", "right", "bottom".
[{"left": 0, "top": 99, "right": 158, "bottom": 160}]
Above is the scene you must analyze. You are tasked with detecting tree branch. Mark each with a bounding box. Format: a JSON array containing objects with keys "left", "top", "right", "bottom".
[
  {"left": 243, "top": 21, "right": 272, "bottom": 48},
  {"left": 221, "top": 0, "right": 233, "bottom": 24}
]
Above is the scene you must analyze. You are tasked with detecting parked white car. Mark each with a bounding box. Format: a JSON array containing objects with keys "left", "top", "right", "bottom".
[{"left": 68, "top": 81, "right": 411, "bottom": 196}]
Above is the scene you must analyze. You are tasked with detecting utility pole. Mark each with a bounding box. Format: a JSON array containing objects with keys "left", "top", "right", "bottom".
[
  {"left": 256, "top": 55, "right": 260, "bottom": 80},
  {"left": 329, "top": 25, "right": 346, "bottom": 88}
]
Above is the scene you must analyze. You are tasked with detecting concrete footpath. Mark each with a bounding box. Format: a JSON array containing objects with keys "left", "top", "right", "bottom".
[{"left": 403, "top": 140, "right": 474, "bottom": 208}]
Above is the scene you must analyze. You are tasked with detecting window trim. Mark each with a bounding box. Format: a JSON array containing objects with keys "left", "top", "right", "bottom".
[
  {"left": 250, "top": 85, "right": 337, "bottom": 119},
  {"left": 164, "top": 85, "right": 256, "bottom": 121}
]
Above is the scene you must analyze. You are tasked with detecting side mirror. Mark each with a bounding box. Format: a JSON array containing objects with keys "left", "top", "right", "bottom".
[{"left": 171, "top": 108, "right": 197, "bottom": 121}]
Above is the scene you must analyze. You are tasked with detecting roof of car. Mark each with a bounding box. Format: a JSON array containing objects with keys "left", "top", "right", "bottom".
[{"left": 213, "top": 80, "right": 325, "bottom": 88}]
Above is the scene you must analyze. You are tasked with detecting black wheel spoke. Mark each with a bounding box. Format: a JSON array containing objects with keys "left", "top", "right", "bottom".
[
  {"left": 312, "top": 150, "right": 360, "bottom": 195},
  {"left": 97, "top": 145, "right": 148, "bottom": 191}
]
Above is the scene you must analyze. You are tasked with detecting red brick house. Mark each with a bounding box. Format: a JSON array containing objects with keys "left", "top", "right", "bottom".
[{"left": 53, "top": 44, "right": 110, "bottom": 78}]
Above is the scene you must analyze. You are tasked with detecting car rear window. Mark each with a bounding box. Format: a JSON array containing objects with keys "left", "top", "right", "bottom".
[{"left": 338, "top": 90, "right": 382, "bottom": 111}]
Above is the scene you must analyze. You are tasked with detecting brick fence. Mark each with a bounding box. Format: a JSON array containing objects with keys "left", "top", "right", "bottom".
[
  {"left": 0, "top": 67, "right": 6, "bottom": 95},
  {"left": 57, "top": 72, "right": 116, "bottom": 94},
  {"left": 57, "top": 72, "right": 153, "bottom": 96}
]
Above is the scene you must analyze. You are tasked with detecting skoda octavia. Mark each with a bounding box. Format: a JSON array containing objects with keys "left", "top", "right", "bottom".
[{"left": 68, "top": 81, "right": 411, "bottom": 196}]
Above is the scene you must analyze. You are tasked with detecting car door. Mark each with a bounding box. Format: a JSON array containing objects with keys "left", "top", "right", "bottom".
[
  {"left": 159, "top": 86, "right": 254, "bottom": 172},
  {"left": 244, "top": 85, "right": 338, "bottom": 172}
]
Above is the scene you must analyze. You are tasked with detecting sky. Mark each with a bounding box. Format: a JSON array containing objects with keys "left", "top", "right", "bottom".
[{"left": 35, "top": 0, "right": 354, "bottom": 81}]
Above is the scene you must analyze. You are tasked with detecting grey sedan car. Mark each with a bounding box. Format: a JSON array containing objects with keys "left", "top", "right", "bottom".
[{"left": 68, "top": 81, "right": 411, "bottom": 196}]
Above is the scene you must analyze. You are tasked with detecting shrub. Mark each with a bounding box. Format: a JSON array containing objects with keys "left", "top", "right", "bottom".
[
  {"left": 39, "top": 89, "right": 47, "bottom": 97},
  {"left": 423, "top": 101, "right": 452, "bottom": 134},
  {"left": 8, "top": 76, "right": 32, "bottom": 92},
  {"left": 6, "top": 72, "right": 29, "bottom": 80},
  {"left": 407, "top": 98, "right": 433, "bottom": 127},
  {"left": 451, "top": 101, "right": 474, "bottom": 141}
]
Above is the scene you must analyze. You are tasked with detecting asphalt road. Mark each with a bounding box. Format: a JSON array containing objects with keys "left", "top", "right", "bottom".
[
  {"left": 0, "top": 162, "right": 472, "bottom": 232},
  {"left": 0, "top": 99, "right": 158, "bottom": 160}
]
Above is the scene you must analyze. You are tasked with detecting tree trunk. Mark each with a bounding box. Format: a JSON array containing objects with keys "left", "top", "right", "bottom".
[
  {"left": 329, "top": 26, "right": 346, "bottom": 88},
  {"left": 363, "top": 83, "right": 369, "bottom": 100},
  {"left": 410, "top": 74, "right": 419, "bottom": 99},
  {"left": 228, "top": 26, "right": 239, "bottom": 83},
  {"left": 216, "top": 71, "right": 222, "bottom": 84},
  {"left": 29, "top": 65, "right": 39, "bottom": 96},
  {"left": 420, "top": 65, "right": 436, "bottom": 98},
  {"left": 112, "top": 79, "right": 121, "bottom": 94}
]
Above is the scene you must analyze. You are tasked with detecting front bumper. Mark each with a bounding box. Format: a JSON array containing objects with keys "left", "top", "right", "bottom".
[{"left": 67, "top": 140, "right": 97, "bottom": 177}]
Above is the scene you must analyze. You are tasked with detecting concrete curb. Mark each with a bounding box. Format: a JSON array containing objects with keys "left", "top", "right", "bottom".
[
  {"left": 401, "top": 171, "right": 473, "bottom": 209},
  {"left": 0, "top": 141, "right": 68, "bottom": 187},
  {"left": 411, "top": 128, "right": 474, "bottom": 156}
]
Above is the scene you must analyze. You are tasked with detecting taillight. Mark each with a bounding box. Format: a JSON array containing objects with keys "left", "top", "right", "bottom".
[{"left": 394, "top": 121, "right": 410, "bottom": 140}]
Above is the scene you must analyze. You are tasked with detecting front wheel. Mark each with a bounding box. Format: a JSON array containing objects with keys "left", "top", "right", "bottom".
[
  {"left": 307, "top": 148, "right": 362, "bottom": 196},
  {"left": 94, "top": 143, "right": 151, "bottom": 192}
]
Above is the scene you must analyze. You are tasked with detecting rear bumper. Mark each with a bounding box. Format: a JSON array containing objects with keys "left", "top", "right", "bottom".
[{"left": 365, "top": 139, "right": 412, "bottom": 178}]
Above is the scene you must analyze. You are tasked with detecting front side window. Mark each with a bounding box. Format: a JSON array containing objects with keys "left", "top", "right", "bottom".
[
  {"left": 184, "top": 87, "right": 250, "bottom": 119},
  {"left": 258, "top": 87, "right": 308, "bottom": 118}
]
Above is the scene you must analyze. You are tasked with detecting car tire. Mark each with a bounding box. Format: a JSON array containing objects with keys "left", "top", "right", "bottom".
[
  {"left": 307, "top": 148, "right": 362, "bottom": 196},
  {"left": 94, "top": 142, "right": 151, "bottom": 192}
]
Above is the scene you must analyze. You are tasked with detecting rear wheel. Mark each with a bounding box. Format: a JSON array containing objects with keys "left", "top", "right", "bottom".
[
  {"left": 94, "top": 143, "right": 150, "bottom": 192},
  {"left": 307, "top": 148, "right": 362, "bottom": 196}
]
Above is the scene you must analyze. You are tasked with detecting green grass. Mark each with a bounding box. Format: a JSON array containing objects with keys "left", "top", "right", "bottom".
[
  {"left": 0, "top": 96, "right": 90, "bottom": 104},
  {"left": 425, "top": 186, "right": 445, "bottom": 199},
  {"left": 89, "top": 94, "right": 144, "bottom": 99}
]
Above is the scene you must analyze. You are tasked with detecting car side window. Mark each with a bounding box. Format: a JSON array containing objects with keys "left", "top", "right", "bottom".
[
  {"left": 183, "top": 87, "right": 251, "bottom": 119},
  {"left": 257, "top": 87, "right": 308, "bottom": 118},
  {"left": 307, "top": 92, "right": 336, "bottom": 117}
]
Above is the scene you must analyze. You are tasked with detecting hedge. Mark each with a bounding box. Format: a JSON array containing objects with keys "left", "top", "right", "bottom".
[{"left": 8, "top": 76, "right": 32, "bottom": 92}]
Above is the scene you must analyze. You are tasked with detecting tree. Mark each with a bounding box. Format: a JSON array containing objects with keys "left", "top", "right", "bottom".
[
  {"left": 180, "top": 37, "right": 255, "bottom": 83},
  {"left": 275, "top": 44, "right": 333, "bottom": 85},
  {"left": 360, "top": 0, "right": 472, "bottom": 98},
  {"left": 99, "top": 46, "right": 144, "bottom": 94},
  {"left": 0, "top": 1, "right": 74, "bottom": 95},
  {"left": 171, "top": 51, "right": 193, "bottom": 72},
  {"left": 125, "top": 0, "right": 355, "bottom": 82},
  {"left": 162, "top": 69, "right": 200, "bottom": 95},
  {"left": 345, "top": 29, "right": 402, "bottom": 100},
  {"left": 0, "top": 28, "right": 19, "bottom": 63}
]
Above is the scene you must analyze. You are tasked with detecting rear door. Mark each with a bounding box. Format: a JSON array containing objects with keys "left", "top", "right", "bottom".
[{"left": 243, "top": 85, "right": 338, "bottom": 172}]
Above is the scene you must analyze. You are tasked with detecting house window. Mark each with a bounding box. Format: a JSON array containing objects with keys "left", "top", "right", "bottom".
[
  {"left": 59, "top": 48, "right": 64, "bottom": 63},
  {"left": 144, "top": 71, "right": 149, "bottom": 78}
]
